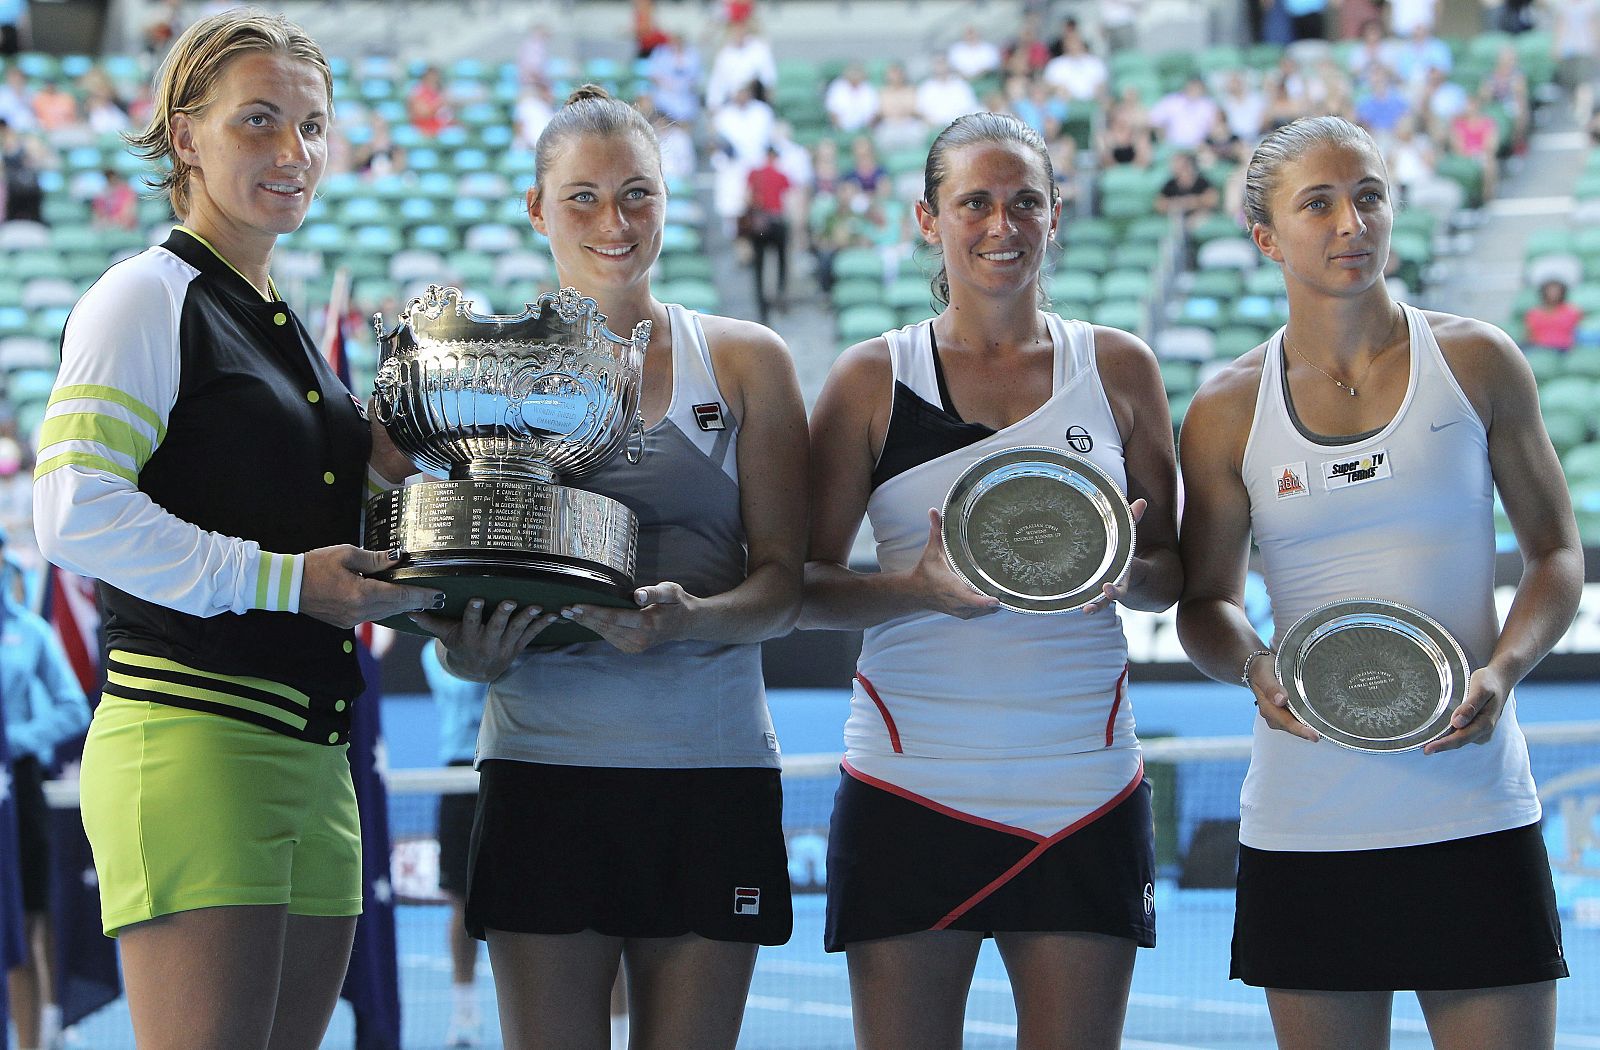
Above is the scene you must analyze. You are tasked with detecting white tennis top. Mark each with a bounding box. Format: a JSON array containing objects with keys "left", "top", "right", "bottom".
[{"left": 1238, "top": 303, "right": 1539, "bottom": 851}]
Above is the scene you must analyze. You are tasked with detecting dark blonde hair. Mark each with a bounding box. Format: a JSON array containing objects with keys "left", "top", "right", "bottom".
[
  {"left": 126, "top": 8, "right": 333, "bottom": 219},
  {"left": 1242, "top": 115, "right": 1380, "bottom": 229},
  {"left": 532, "top": 84, "right": 661, "bottom": 203},
  {"left": 921, "top": 112, "right": 1058, "bottom": 309}
]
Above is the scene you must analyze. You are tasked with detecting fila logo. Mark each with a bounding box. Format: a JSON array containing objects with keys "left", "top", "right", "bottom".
[
  {"left": 1064, "top": 425, "right": 1094, "bottom": 454},
  {"left": 693, "top": 402, "right": 727, "bottom": 431},
  {"left": 1274, "top": 462, "right": 1308, "bottom": 500},
  {"left": 733, "top": 886, "right": 761, "bottom": 916}
]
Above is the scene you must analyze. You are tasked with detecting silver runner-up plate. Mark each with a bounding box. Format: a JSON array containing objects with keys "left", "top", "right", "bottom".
[
  {"left": 940, "top": 446, "right": 1135, "bottom": 614},
  {"left": 1275, "top": 599, "right": 1469, "bottom": 752}
]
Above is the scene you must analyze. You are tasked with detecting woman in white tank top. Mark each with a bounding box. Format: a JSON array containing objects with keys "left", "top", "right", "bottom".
[
  {"left": 802, "top": 113, "right": 1182, "bottom": 1050},
  {"left": 413, "top": 86, "right": 807, "bottom": 1050},
  {"left": 1176, "top": 116, "right": 1580, "bottom": 1049}
]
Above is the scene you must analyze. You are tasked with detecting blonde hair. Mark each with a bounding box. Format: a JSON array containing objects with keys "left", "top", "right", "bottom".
[{"left": 126, "top": 8, "right": 333, "bottom": 218}]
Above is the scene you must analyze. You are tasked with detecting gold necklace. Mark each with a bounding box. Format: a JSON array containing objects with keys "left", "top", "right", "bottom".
[{"left": 1283, "top": 310, "right": 1403, "bottom": 398}]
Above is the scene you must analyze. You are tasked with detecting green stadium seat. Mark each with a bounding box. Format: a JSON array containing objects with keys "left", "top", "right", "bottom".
[
  {"left": 1159, "top": 360, "right": 1199, "bottom": 397},
  {"left": 1561, "top": 442, "right": 1600, "bottom": 484},
  {"left": 1061, "top": 217, "right": 1117, "bottom": 248},
  {"left": 1522, "top": 348, "right": 1567, "bottom": 384},
  {"left": 885, "top": 277, "right": 931, "bottom": 312},
  {"left": 1563, "top": 346, "right": 1600, "bottom": 380},
  {"left": 833, "top": 248, "right": 885, "bottom": 283},
  {"left": 1187, "top": 269, "right": 1244, "bottom": 300},
  {"left": 1048, "top": 270, "right": 1101, "bottom": 305},
  {"left": 838, "top": 304, "right": 900, "bottom": 345},
  {"left": 1111, "top": 241, "right": 1164, "bottom": 272},
  {"left": 1543, "top": 407, "right": 1589, "bottom": 453},
  {"left": 1059, "top": 244, "right": 1112, "bottom": 274},
  {"left": 1101, "top": 270, "right": 1153, "bottom": 302},
  {"left": 1096, "top": 299, "right": 1146, "bottom": 334},
  {"left": 831, "top": 278, "right": 886, "bottom": 310}
]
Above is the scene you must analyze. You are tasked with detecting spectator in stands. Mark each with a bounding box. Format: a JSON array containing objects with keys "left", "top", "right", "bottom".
[
  {"left": 1009, "top": 75, "right": 1066, "bottom": 141},
  {"left": 875, "top": 62, "right": 928, "bottom": 152},
  {"left": 1524, "top": 279, "right": 1584, "bottom": 351},
  {"left": 1262, "top": 0, "right": 1328, "bottom": 43},
  {"left": 1334, "top": 0, "right": 1386, "bottom": 38},
  {"left": 1417, "top": 64, "right": 1469, "bottom": 141},
  {"left": 513, "top": 79, "right": 556, "bottom": 151},
  {"left": 1486, "top": 44, "right": 1531, "bottom": 146},
  {"left": 1177, "top": 113, "right": 1574, "bottom": 1050},
  {"left": 1262, "top": 71, "right": 1307, "bottom": 131},
  {"left": 1098, "top": 106, "right": 1153, "bottom": 168},
  {"left": 1219, "top": 69, "right": 1267, "bottom": 143},
  {"left": 1391, "top": 22, "right": 1453, "bottom": 89},
  {"left": 1157, "top": 150, "right": 1221, "bottom": 230},
  {"left": 421, "top": 82, "right": 804, "bottom": 1050},
  {"left": 915, "top": 53, "right": 981, "bottom": 129},
  {"left": 705, "top": 20, "right": 776, "bottom": 110},
  {"left": 645, "top": 34, "right": 702, "bottom": 124},
  {"left": 742, "top": 147, "right": 793, "bottom": 323},
  {"left": 841, "top": 134, "right": 887, "bottom": 196},
  {"left": 2, "top": 521, "right": 90, "bottom": 1050},
  {"left": 825, "top": 62, "right": 880, "bottom": 135},
  {"left": 1346, "top": 18, "right": 1399, "bottom": 88},
  {"left": 141, "top": 0, "right": 184, "bottom": 58},
  {"left": 1201, "top": 110, "right": 1248, "bottom": 166},
  {"left": 0, "top": 64, "right": 33, "bottom": 130},
  {"left": 30, "top": 81, "right": 78, "bottom": 134},
  {"left": 1149, "top": 76, "right": 1220, "bottom": 150},
  {"left": 0, "top": 118, "right": 44, "bottom": 223},
  {"left": 1003, "top": 13, "right": 1051, "bottom": 75},
  {"left": 948, "top": 25, "right": 1001, "bottom": 81},
  {"left": 652, "top": 110, "right": 696, "bottom": 185},
  {"left": 407, "top": 65, "right": 454, "bottom": 136},
  {"left": 0, "top": 0, "right": 22, "bottom": 55},
  {"left": 1552, "top": 0, "right": 1600, "bottom": 126},
  {"left": 1354, "top": 65, "right": 1411, "bottom": 137},
  {"left": 802, "top": 109, "right": 1179, "bottom": 1050},
  {"left": 808, "top": 178, "right": 863, "bottom": 294},
  {"left": 1387, "top": 0, "right": 1439, "bottom": 35},
  {"left": 420, "top": 640, "right": 489, "bottom": 1049},
  {"left": 1385, "top": 115, "right": 1441, "bottom": 203},
  {"left": 38, "top": 12, "right": 439, "bottom": 1050},
  {"left": 515, "top": 26, "right": 550, "bottom": 88},
  {"left": 1449, "top": 89, "right": 1502, "bottom": 199},
  {"left": 83, "top": 77, "right": 131, "bottom": 137},
  {"left": 354, "top": 113, "right": 407, "bottom": 178},
  {"left": 1042, "top": 23, "right": 1108, "bottom": 103},
  {"left": 91, "top": 168, "right": 138, "bottom": 230}
]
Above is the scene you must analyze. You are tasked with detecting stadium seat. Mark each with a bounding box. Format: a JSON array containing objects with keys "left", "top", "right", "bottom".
[
  {"left": 1155, "top": 327, "right": 1216, "bottom": 362},
  {"left": 837, "top": 304, "right": 899, "bottom": 346}
]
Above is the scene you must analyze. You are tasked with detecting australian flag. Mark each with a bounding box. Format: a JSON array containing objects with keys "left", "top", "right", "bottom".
[{"left": 1, "top": 690, "right": 26, "bottom": 1040}]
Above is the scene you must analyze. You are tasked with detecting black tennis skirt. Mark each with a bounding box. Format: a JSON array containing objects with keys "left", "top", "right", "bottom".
[
  {"left": 825, "top": 766, "right": 1156, "bottom": 953},
  {"left": 465, "top": 760, "right": 792, "bottom": 946},
  {"left": 1232, "top": 822, "right": 1568, "bottom": 991}
]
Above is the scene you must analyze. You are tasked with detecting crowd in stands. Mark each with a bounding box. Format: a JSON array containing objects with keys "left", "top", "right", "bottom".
[{"left": 0, "top": 0, "right": 1596, "bottom": 543}]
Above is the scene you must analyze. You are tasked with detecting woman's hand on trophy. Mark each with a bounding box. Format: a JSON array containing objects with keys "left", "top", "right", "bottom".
[
  {"left": 300, "top": 545, "right": 444, "bottom": 628},
  {"left": 1245, "top": 650, "right": 1319, "bottom": 743},
  {"left": 562, "top": 582, "right": 699, "bottom": 654},
  {"left": 909, "top": 509, "right": 1001, "bottom": 620},
  {"left": 413, "top": 599, "right": 559, "bottom": 682},
  {"left": 367, "top": 396, "right": 417, "bottom": 485},
  {"left": 1082, "top": 498, "right": 1146, "bottom": 615}
]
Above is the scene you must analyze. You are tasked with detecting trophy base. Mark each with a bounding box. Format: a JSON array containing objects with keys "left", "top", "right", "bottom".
[
  {"left": 364, "top": 478, "right": 639, "bottom": 644},
  {"left": 373, "top": 560, "right": 634, "bottom": 643}
]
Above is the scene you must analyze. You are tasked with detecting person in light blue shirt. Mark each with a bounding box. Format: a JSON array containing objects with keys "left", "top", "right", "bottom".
[
  {"left": 421, "top": 640, "right": 487, "bottom": 1047},
  {"left": 2, "top": 533, "right": 89, "bottom": 1050},
  {"left": 0, "top": 0, "right": 24, "bottom": 55}
]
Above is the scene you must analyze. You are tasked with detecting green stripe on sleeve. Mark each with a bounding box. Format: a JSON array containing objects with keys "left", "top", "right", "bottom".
[
  {"left": 34, "top": 450, "right": 138, "bottom": 485},
  {"left": 272, "top": 554, "right": 293, "bottom": 612},
  {"left": 37, "top": 412, "right": 156, "bottom": 470},
  {"left": 47, "top": 385, "right": 167, "bottom": 442},
  {"left": 254, "top": 553, "right": 273, "bottom": 610},
  {"left": 110, "top": 649, "right": 310, "bottom": 706},
  {"left": 105, "top": 669, "right": 309, "bottom": 730}
]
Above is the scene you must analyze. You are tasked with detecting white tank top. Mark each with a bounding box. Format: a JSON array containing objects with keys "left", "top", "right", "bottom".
[
  {"left": 848, "top": 316, "right": 1143, "bottom": 837},
  {"left": 1237, "top": 303, "right": 1539, "bottom": 850}
]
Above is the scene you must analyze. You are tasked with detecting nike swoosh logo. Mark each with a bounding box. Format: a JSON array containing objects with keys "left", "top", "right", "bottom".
[{"left": 1429, "top": 420, "right": 1461, "bottom": 432}]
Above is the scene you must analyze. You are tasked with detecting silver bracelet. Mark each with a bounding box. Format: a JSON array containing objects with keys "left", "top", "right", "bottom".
[{"left": 1240, "top": 648, "right": 1273, "bottom": 689}]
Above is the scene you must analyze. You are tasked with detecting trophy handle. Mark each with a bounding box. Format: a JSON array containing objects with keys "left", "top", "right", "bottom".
[{"left": 624, "top": 412, "right": 645, "bottom": 464}]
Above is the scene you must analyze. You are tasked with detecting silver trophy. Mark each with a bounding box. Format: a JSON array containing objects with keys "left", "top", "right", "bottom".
[
  {"left": 364, "top": 285, "right": 647, "bottom": 641},
  {"left": 1275, "top": 598, "right": 1468, "bottom": 752}
]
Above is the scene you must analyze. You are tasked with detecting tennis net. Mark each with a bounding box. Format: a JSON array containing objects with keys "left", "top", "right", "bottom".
[{"left": 38, "top": 722, "right": 1600, "bottom": 1049}]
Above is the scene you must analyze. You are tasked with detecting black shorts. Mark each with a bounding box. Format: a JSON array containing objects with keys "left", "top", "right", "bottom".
[
  {"left": 466, "top": 761, "right": 792, "bottom": 945},
  {"left": 825, "top": 767, "right": 1156, "bottom": 953},
  {"left": 435, "top": 759, "right": 477, "bottom": 898},
  {"left": 1232, "top": 822, "right": 1568, "bottom": 991},
  {"left": 12, "top": 756, "right": 52, "bottom": 913}
]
